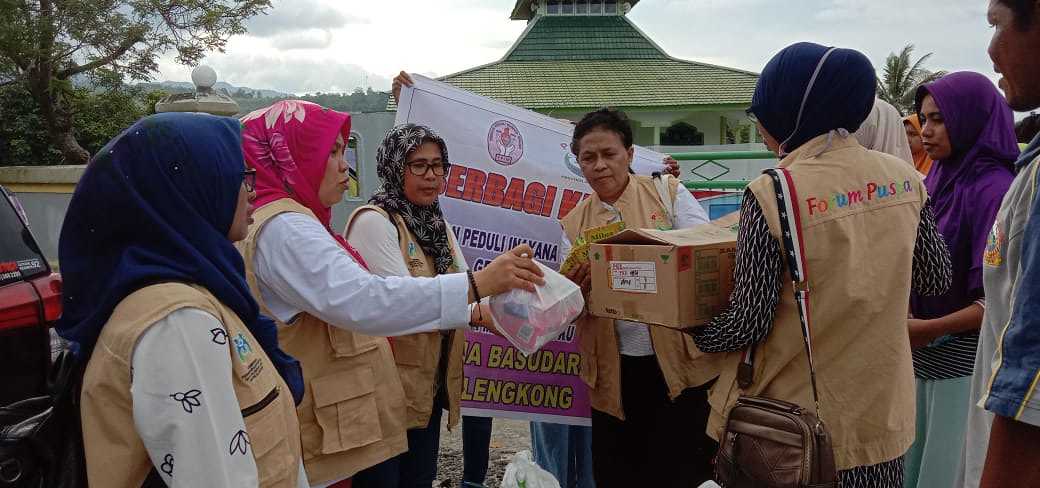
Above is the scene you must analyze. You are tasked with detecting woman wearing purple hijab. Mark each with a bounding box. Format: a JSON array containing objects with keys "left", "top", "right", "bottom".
[{"left": 904, "top": 72, "right": 1018, "bottom": 488}]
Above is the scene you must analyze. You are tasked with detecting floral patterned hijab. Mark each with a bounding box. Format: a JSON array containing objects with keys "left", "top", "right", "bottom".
[
  {"left": 242, "top": 100, "right": 347, "bottom": 232},
  {"left": 241, "top": 100, "right": 366, "bottom": 264},
  {"left": 369, "top": 124, "right": 455, "bottom": 274}
]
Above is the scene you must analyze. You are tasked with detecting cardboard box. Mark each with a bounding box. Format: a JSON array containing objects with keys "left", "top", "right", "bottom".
[
  {"left": 588, "top": 224, "right": 737, "bottom": 329},
  {"left": 712, "top": 211, "right": 740, "bottom": 232}
]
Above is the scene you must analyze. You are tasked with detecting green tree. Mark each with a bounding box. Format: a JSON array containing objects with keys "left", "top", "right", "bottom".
[
  {"left": 142, "top": 89, "right": 169, "bottom": 115},
  {"left": 0, "top": 0, "right": 270, "bottom": 164},
  {"left": 0, "top": 78, "right": 155, "bottom": 165},
  {"left": 876, "top": 44, "right": 946, "bottom": 116}
]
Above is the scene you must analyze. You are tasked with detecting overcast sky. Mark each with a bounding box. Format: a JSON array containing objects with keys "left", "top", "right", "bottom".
[{"left": 154, "top": 0, "right": 998, "bottom": 96}]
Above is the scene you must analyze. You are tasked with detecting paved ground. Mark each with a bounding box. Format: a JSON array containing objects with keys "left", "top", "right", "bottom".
[{"left": 434, "top": 419, "right": 532, "bottom": 488}]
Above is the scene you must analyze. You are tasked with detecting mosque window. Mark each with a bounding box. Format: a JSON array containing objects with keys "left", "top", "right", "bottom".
[
  {"left": 543, "top": 1, "right": 619, "bottom": 16},
  {"left": 662, "top": 122, "right": 705, "bottom": 146}
]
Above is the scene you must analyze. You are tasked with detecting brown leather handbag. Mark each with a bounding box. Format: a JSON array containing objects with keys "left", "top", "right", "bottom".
[{"left": 715, "top": 167, "right": 837, "bottom": 488}]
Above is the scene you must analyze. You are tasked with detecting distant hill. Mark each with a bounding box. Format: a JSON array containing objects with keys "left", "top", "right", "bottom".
[
  {"left": 136, "top": 81, "right": 391, "bottom": 115},
  {"left": 136, "top": 81, "right": 290, "bottom": 99}
]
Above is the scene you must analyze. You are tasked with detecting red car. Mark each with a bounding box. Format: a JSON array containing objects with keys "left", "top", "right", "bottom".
[{"left": 0, "top": 186, "right": 61, "bottom": 406}]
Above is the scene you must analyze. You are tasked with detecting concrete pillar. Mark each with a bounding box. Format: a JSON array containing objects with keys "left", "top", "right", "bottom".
[{"left": 154, "top": 66, "right": 240, "bottom": 116}]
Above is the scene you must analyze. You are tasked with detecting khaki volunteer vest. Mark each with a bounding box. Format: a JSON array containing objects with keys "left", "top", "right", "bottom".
[
  {"left": 239, "top": 199, "right": 408, "bottom": 485},
  {"left": 707, "top": 135, "right": 926, "bottom": 470},
  {"left": 80, "top": 283, "right": 302, "bottom": 488},
  {"left": 346, "top": 205, "right": 467, "bottom": 430},
  {"left": 561, "top": 174, "right": 724, "bottom": 420}
]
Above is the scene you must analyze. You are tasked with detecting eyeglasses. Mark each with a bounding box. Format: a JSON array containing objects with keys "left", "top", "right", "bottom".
[
  {"left": 243, "top": 168, "right": 257, "bottom": 192},
  {"left": 407, "top": 162, "right": 450, "bottom": 177}
]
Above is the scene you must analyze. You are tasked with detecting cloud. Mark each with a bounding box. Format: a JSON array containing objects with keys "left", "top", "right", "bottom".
[
  {"left": 636, "top": 0, "right": 996, "bottom": 83},
  {"left": 813, "top": 0, "right": 982, "bottom": 24},
  {"left": 268, "top": 29, "right": 334, "bottom": 50},
  {"left": 201, "top": 54, "right": 393, "bottom": 94},
  {"left": 152, "top": 0, "right": 1010, "bottom": 113},
  {"left": 481, "top": 39, "right": 514, "bottom": 50},
  {"left": 246, "top": 0, "right": 366, "bottom": 38}
]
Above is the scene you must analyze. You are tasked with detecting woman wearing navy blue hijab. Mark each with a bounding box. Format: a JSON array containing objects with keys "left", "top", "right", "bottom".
[
  {"left": 689, "top": 43, "right": 953, "bottom": 487},
  {"left": 57, "top": 113, "right": 308, "bottom": 487}
]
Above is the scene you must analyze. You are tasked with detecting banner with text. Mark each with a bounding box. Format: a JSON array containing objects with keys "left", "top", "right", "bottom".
[{"left": 396, "top": 75, "right": 667, "bottom": 425}]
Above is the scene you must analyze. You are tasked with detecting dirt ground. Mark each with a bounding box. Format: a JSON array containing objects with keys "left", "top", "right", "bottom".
[{"left": 434, "top": 418, "right": 532, "bottom": 488}]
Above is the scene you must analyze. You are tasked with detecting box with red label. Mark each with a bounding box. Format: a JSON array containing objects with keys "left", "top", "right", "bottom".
[{"left": 588, "top": 224, "right": 736, "bottom": 329}]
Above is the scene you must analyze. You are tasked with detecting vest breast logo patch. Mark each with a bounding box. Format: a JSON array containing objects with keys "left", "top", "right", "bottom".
[
  {"left": 233, "top": 333, "right": 253, "bottom": 363},
  {"left": 649, "top": 211, "right": 672, "bottom": 231},
  {"left": 984, "top": 220, "right": 1005, "bottom": 267}
]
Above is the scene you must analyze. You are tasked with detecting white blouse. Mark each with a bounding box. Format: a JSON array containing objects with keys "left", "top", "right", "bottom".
[
  {"left": 132, "top": 307, "right": 309, "bottom": 488},
  {"left": 346, "top": 210, "right": 483, "bottom": 327},
  {"left": 252, "top": 212, "right": 471, "bottom": 333},
  {"left": 346, "top": 210, "right": 469, "bottom": 278}
]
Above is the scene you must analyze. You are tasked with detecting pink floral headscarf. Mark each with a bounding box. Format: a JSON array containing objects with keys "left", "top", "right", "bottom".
[{"left": 241, "top": 100, "right": 366, "bottom": 265}]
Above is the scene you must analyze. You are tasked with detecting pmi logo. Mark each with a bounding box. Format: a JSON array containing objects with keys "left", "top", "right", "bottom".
[{"left": 487, "top": 120, "right": 523, "bottom": 166}]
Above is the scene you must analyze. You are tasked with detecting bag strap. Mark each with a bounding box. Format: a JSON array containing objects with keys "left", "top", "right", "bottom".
[
  {"left": 651, "top": 172, "right": 675, "bottom": 228},
  {"left": 738, "top": 168, "right": 823, "bottom": 419},
  {"left": 764, "top": 167, "right": 823, "bottom": 419}
]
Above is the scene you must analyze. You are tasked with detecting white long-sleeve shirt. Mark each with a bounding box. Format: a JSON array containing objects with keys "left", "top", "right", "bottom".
[
  {"left": 560, "top": 186, "right": 709, "bottom": 356},
  {"left": 346, "top": 211, "right": 469, "bottom": 278},
  {"left": 253, "top": 212, "right": 471, "bottom": 334},
  {"left": 132, "top": 308, "right": 309, "bottom": 488},
  {"left": 346, "top": 211, "right": 483, "bottom": 325}
]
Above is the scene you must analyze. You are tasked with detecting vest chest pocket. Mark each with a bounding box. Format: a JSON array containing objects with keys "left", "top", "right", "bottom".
[
  {"left": 310, "top": 367, "right": 383, "bottom": 454},
  {"left": 243, "top": 389, "right": 295, "bottom": 486},
  {"left": 327, "top": 326, "right": 382, "bottom": 358}
]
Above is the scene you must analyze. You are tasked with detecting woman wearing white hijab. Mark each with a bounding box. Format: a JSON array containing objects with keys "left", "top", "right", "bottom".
[{"left": 855, "top": 98, "right": 915, "bottom": 165}]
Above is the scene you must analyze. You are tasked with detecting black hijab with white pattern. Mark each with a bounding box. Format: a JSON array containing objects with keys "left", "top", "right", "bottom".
[{"left": 370, "top": 124, "right": 455, "bottom": 274}]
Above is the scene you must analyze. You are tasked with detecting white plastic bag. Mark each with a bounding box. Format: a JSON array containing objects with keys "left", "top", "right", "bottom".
[
  {"left": 499, "top": 450, "right": 561, "bottom": 488},
  {"left": 489, "top": 261, "right": 584, "bottom": 356}
]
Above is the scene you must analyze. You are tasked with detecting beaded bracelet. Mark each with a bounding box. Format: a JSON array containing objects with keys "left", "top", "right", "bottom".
[{"left": 467, "top": 270, "right": 485, "bottom": 324}]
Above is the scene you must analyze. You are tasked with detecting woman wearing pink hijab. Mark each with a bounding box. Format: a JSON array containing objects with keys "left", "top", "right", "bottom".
[{"left": 237, "top": 100, "right": 543, "bottom": 488}]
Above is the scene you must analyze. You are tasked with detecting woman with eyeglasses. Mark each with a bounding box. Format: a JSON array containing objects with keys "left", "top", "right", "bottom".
[
  {"left": 343, "top": 124, "right": 496, "bottom": 488},
  {"left": 237, "top": 102, "right": 543, "bottom": 488},
  {"left": 58, "top": 113, "right": 308, "bottom": 487},
  {"left": 687, "top": 43, "right": 952, "bottom": 487}
]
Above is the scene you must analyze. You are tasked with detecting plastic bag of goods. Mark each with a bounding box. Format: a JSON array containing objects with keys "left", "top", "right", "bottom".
[
  {"left": 489, "top": 261, "right": 584, "bottom": 356},
  {"left": 500, "top": 450, "right": 561, "bottom": 488}
]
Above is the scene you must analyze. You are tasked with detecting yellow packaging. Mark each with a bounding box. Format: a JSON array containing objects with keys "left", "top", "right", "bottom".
[
  {"left": 583, "top": 221, "right": 626, "bottom": 243},
  {"left": 559, "top": 221, "right": 626, "bottom": 274}
]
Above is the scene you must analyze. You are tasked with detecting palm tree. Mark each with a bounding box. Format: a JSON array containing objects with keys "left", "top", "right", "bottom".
[{"left": 876, "top": 45, "right": 946, "bottom": 116}]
